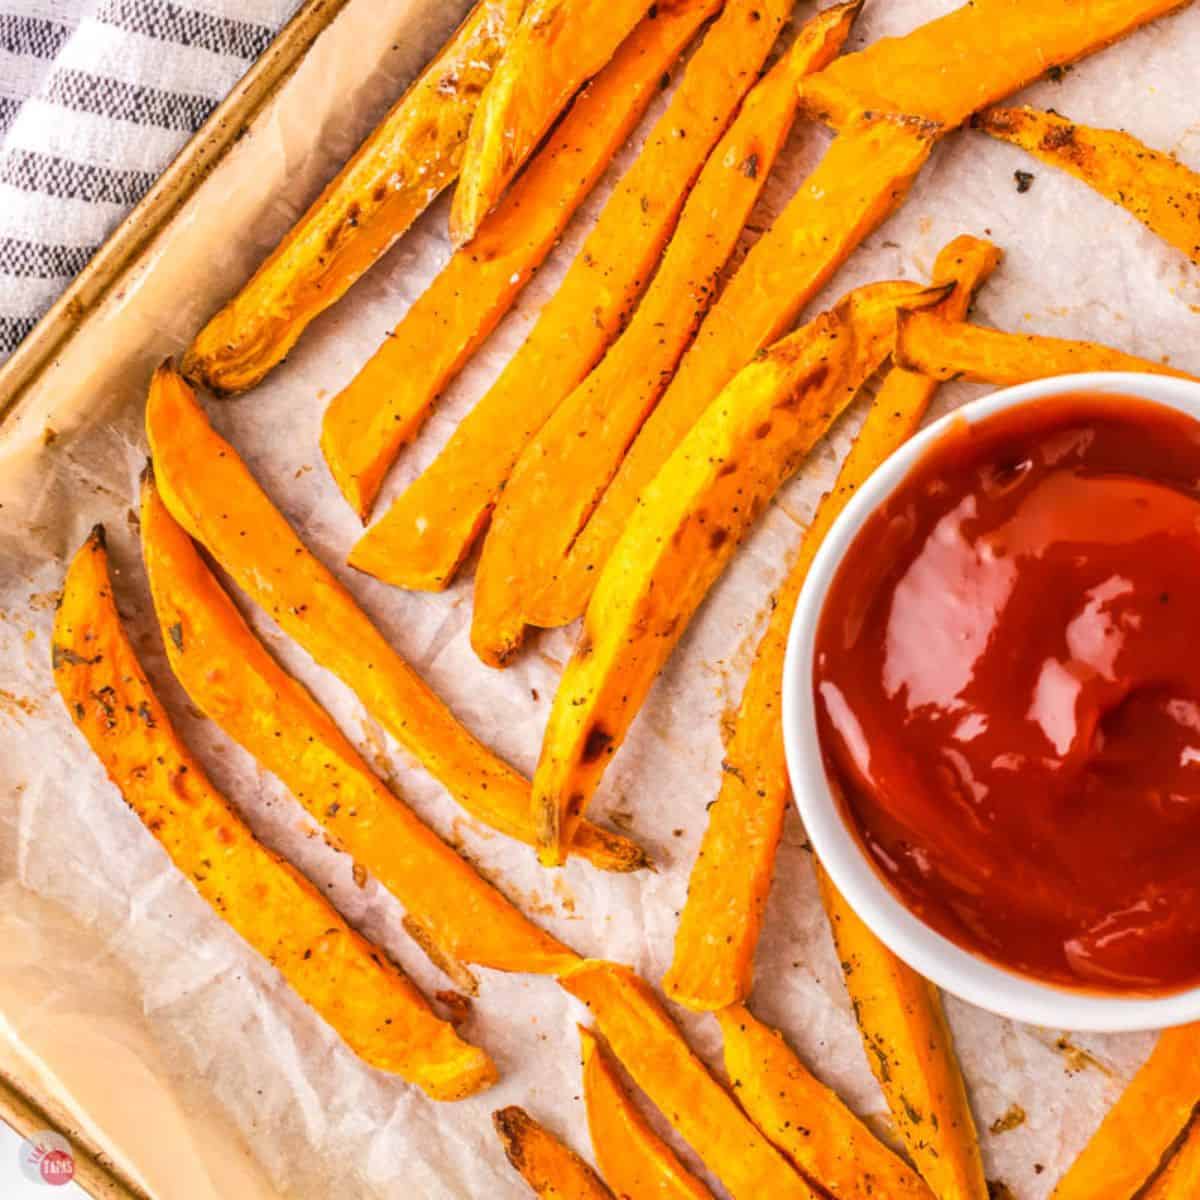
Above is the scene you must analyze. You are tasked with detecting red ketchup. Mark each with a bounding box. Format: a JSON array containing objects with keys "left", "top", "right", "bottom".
[{"left": 814, "top": 393, "right": 1200, "bottom": 993}]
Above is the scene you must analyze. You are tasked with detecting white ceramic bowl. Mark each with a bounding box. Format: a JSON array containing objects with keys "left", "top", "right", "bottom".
[{"left": 783, "top": 371, "right": 1200, "bottom": 1032}]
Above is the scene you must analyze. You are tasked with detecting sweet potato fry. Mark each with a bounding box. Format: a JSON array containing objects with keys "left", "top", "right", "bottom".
[
  {"left": 451, "top": 0, "right": 653, "bottom": 245},
  {"left": 1051, "top": 1024, "right": 1200, "bottom": 1200},
  {"left": 140, "top": 475, "right": 578, "bottom": 982},
  {"left": 663, "top": 235, "right": 1000, "bottom": 1012},
  {"left": 494, "top": 1107, "right": 615, "bottom": 1199},
  {"left": 559, "top": 961, "right": 820, "bottom": 1199},
  {"left": 816, "top": 864, "right": 987, "bottom": 1200},
  {"left": 532, "top": 280, "right": 949, "bottom": 865},
  {"left": 801, "top": 0, "right": 1186, "bottom": 130},
  {"left": 145, "top": 363, "right": 646, "bottom": 874},
  {"left": 562, "top": 0, "right": 1153, "bottom": 618},
  {"left": 579, "top": 1026, "right": 713, "bottom": 1200},
  {"left": 716, "top": 1005, "right": 935, "bottom": 1200},
  {"left": 470, "top": 1, "right": 862, "bottom": 667},
  {"left": 349, "top": 0, "right": 792, "bottom": 593},
  {"left": 540, "top": 115, "right": 936, "bottom": 626},
  {"left": 182, "top": 1, "right": 524, "bottom": 397},
  {"left": 895, "top": 311, "right": 1196, "bottom": 385},
  {"left": 322, "top": 0, "right": 720, "bottom": 521},
  {"left": 978, "top": 106, "right": 1200, "bottom": 265},
  {"left": 1144, "top": 1119, "right": 1200, "bottom": 1200},
  {"left": 53, "top": 528, "right": 494, "bottom": 1099}
]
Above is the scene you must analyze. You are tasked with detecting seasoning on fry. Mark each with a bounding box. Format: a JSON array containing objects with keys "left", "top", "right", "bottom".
[
  {"left": 182, "top": 0, "right": 524, "bottom": 396},
  {"left": 53, "top": 527, "right": 495, "bottom": 1099},
  {"left": 350, "top": 0, "right": 791, "bottom": 593},
  {"left": 894, "top": 311, "right": 1197, "bottom": 386},
  {"left": 451, "top": 0, "right": 653, "bottom": 245},
  {"left": 663, "top": 236, "right": 1000, "bottom": 1012},
  {"left": 493, "top": 1106, "right": 614, "bottom": 1199},
  {"left": 980, "top": 105, "right": 1200, "bottom": 264},
  {"left": 469, "top": 0, "right": 861, "bottom": 668},
  {"left": 542, "top": 115, "right": 936, "bottom": 626},
  {"left": 322, "top": 0, "right": 719, "bottom": 520},
  {"left": 817, "top": 865, "right": 989, "bottom": 1200},
  {"left": 141, "top": 474, "right": 578, "bottom": 981},
  {"left": 532, "top": 280, "right": 949, "bottom": 866},
  {"left": 147, "top": 362, "right": 647, "bottom": 873},
  {"left": 717, "top": 1004, "right": 936, "bottom": 1200},
  {"left": 560, "top": 961, "right": 820, "bottom": 1199},
  {"left": 801, "top": 0, "right": 1185, "bottom": 130}
]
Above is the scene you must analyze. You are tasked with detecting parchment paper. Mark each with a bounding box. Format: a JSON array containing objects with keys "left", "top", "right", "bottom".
[{"left": 2, "top": 1, "right": 1199, "bottom": 1195}]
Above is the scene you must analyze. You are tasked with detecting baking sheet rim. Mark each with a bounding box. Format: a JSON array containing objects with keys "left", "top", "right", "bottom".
[
  {"left": 0, "top": 1, "right": 353, "bottom": 1193},
  {"left": 0, "top": 0, "right": 353, "bottom": 428}
]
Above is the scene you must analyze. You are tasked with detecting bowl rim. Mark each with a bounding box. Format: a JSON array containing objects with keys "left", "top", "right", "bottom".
[{"left": 782, "top": 370, "right": 1200, "bottom": 1032}]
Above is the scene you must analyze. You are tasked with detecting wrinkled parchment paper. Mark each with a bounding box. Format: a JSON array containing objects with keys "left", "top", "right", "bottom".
[{"left": 3, "top": 1, "right": 1200, "bottom": 1195}]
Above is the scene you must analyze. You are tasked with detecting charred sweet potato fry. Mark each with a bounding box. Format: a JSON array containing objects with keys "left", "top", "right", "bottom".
[
  {"left": 979, "top": 106, "right": 1200, "bottom": 264},
  {"left": 451, "top": 0, "right": 653, "bottom": 245},
  {"left": 323, "top": 0, "right": 720, "bottom": 522},
  {"left": 895, "top": 311, "right": 1195, "bottom": 385},
  {"left": 579, "top": 1026, "right": 713, "bottom": 1200},
  {"left": 494, "top": 1107, "right": 615, "bottom": 1199},
  {"left": 53, "top": 528, "right": 494, "bottom": 1099},
  {"left": 1051, "top": 1024, "right": 1200, "bottom": 1200},
  {"left": 801, "top": 0, "right": 1186, "bottom": 130},
  {"left": 532, "top": 280, "right": 949, "bottom": 865},
  {"left": 717, "top": 1005, "right": 935, "bottom": 1200},
  {"left": 816, "top": 865, "right": 987, "bottom": 1200},
  {"left": 182, "top": 1, "right": 525, "bottom": 397},
  {"left": 663, "top": 236, "right": 1000, "bottom": 1012},
  {"left": 348, "top": 0, "right": 792, "bottom": 593},
  {"left": 542, "top": 115, "right": 936, "bottom": 625},
  {"left": 145, "top": 363, "right": 646, "bottom": 874},
  {"left": 559, "top": 961, "right": 820, "bottom": 1199},
  {"left": 1144, "top": 1119, "right": 1200, "bottom": 1200},
  {"left": 469, "top": 0, "right": 862, "bottom": 667},
  {"left": 140, "top": 476, "right": 578, "bottom": 982}
]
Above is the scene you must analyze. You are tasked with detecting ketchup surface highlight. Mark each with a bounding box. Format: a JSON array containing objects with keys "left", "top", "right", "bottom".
[{"left": 814, "top": 392, "right": 1200, "bottom": 993}]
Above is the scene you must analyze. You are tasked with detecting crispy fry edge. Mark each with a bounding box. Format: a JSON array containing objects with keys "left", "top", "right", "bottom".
[
  {"left": 1051, "top": 1024, "right": 1200, "bottom": 1200},
  {"left": 182, "top": 0, "right": 522, "bottom": 395},
  {"left": 662, "top": 235, "right": 1001, "bottom": 1012},
  {"left": 53, "top": 526, "right": 495, "bottom": 1100},
  {"left": 493, "top": 1105, "right": 615, "bottom": 1198},
  {"left": 559, "top": 960, "right": 819, "bottom": 1199},
  {"left": 324, "top": 0, "right": 720, "bottom": 521},
  {"left": 816, "top": 864, "right": 988, "bottom": 1200},
  {"left": 977, "top": 105, "right": 1200, "bottom": 265},
  {"left": 450, "top": 0, "right": 654, "bottom": 245},
  {"left": 579, "top": 1025, "right": 713, "bottom": 1200},
  {"left": 467, "top": 0, "right": 862, "bottom": 668},
  {"left": 716, "top": 1004, "right": 936, "bottom": 1200},
  {"left": 139, "top": 470, "right": 579, "bottom": 981},
  {"left": 347, "top": 0, "right": 793, "bottom": 596},
  {"left": 146, "top": 361, "right": 649, "bottom": 875},
  {"left": 531, "top": 281, "right": 950, "bottom": 865},
  {"left": 894, "top": 312, "right": 1197, "bottom": 385}
]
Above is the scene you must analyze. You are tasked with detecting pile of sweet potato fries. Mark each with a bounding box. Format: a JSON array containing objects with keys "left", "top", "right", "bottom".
[{"left": 52, "top": 0, "right": 1200, "bottom": 1195}]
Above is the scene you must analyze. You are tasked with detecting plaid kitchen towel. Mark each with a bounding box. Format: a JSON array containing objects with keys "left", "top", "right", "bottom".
[{"left": 0, "top": 0, "right": 303, "bottom": 360}]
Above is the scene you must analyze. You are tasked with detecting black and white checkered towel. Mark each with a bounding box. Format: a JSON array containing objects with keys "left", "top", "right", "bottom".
[{"left": 0, "top": 0, "right": 303, "bottom": 361}]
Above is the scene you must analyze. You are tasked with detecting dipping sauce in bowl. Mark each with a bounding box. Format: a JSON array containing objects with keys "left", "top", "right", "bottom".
[{"left": 814, "top": 392, "right": 1200, "bottom": 994}]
